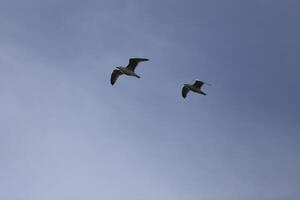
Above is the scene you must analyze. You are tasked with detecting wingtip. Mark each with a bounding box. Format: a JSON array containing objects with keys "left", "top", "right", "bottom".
[
  {"left": 130, "top": 57, "right": 149, "bottom": 60},
  {"left": 141, "top": 58, "right": 149, "bottom": 62}
]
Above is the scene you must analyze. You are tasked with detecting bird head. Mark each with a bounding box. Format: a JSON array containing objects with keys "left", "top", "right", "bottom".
[{"left": 116, "top": 66, "right": 122, "bottom": 70}]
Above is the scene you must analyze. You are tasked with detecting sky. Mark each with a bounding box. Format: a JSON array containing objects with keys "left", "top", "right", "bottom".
[{"left": 0, "top": 0, "right": 300, "bottom": 199}]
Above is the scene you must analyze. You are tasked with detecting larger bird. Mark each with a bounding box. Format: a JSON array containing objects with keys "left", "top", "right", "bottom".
[
  {"left": 110, "top": 58, "right": 149, "bottom": 85},
  {"left": 182, "top": 80, "right": 211, "bottom": 98}
]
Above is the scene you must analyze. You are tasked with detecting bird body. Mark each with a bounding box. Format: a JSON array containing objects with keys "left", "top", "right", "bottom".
[
  {"left": 116, "top": 66, "right": 140, "bottom": 78},
  {"left": 183, "top": 84, "right": 206, "bottom": 95},
  {"left": 182, "top": 80, "right": 210, "bottom": 98},
  {"left": 111, "top": 58, "right": 149, "bottom": 85}
]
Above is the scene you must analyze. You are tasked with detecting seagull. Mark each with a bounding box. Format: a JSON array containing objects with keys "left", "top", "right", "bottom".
[
  {"left": 182, "top": 80, "right": 211, "bottom": 98},
  {"left": 110, "top": 58, "right": 149, "bottom": 85}
]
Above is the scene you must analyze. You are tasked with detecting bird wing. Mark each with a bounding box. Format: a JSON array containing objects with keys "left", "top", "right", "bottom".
[
  {"left": 182, "top": 86, "right": 190, "bottom": 98},
  {"left": 193, "top": 80, "right": 204, "bottom": 89},
  {"left": 111, "top": 69, "right": 123, "bottom": 85},
  {"left": 126, "top": 58, "right": 149, "bottom": 72}
]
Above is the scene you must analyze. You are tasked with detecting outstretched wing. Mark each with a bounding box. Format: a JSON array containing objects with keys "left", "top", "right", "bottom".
[
  {"left": 110, "top": 69, "right": 123, "bottom": 85},
  {"left": 193, "top": 80, "right": 204, "bottom": 89},
  {"left": 126, "top": 58, "right": 149, "bottom": 72},
  {"left": 182, "top": 86, "right": 190, "bottom": 98}
]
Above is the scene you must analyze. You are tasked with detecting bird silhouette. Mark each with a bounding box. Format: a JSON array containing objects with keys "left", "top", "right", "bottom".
[
  {"left": 110, "top": 58, "right": 149, "bottom": 85},
  {"left": 182, "top": 80, "right": 211, "bottom": 98}
]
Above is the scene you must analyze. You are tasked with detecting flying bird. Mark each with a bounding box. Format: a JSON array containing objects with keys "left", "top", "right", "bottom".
[
  {"left": 110, "top": 58, "right": 149, "bottom": 85},
  {"left": 182, "top": 80, "right": 211, "bottom": 98}
]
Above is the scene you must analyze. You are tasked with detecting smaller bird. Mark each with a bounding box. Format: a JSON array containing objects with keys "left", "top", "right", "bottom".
[
  {"left": 182, "top": 80, "right": 211, "bottom": 98},
  {"left": 110, "top": 58, "right": 149, "bottom": 85}
]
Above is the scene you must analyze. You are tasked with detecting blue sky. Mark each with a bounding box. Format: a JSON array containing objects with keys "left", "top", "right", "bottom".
[{"left": 0, "top": 0, "right": 299, "bottom": 199}]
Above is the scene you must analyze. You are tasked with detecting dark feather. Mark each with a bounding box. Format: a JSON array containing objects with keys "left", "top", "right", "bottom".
[
  {"left": 193, "top": 80, "right": 204, "bottom": 89},
  {"left": 110, "top": 69, "right": 123, "bottom": 85},
  {"left": 182, "top": 86, "right": 190, "bottom": 98},
  {"left": 126, "top": 58, "right": 149, "bottom": 72}
]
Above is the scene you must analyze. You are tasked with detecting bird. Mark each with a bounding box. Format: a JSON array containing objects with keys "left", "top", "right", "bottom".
[
  {"left": 110, "top": 58, "right": 149, "bottom": 85},
  {"left": 182, "top": 80, "right": 211, "bottom": 98}
]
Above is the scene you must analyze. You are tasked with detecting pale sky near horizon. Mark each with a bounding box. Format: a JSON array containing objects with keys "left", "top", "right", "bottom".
[{"left": 0, "top": 0, "right": 300, "bottom": 200}]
